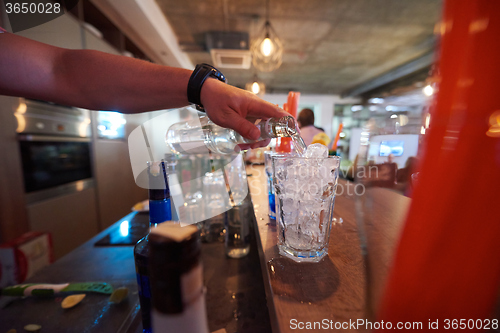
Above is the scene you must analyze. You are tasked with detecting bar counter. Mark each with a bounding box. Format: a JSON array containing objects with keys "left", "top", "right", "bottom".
[
  {"left": 246, "top": 164, "right": 410, "bottom": 332},
  {"left": 0, "top": 165, "right": 410, "bottom": 333}
]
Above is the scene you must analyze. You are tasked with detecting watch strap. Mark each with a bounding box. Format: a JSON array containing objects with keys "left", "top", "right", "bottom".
[{"left": 187, "top": 64, "right": 227, "bottom": 110}]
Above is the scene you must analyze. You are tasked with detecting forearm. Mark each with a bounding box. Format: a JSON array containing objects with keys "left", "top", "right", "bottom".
[
  {"left": 56, "top": 49, "right": 191, "bottom": 113},
  {"left": 0, "top": 33, "right": 191, "bottom": 112}
]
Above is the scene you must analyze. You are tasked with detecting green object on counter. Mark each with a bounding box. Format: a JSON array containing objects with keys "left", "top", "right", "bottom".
[{"left": 1, "top": 282, "right": 114, "bottom": 297}]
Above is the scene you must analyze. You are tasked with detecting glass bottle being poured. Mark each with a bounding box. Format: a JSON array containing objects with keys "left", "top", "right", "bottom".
[{"left": 166, "top": 115, "right": 306, "bottom": 155}]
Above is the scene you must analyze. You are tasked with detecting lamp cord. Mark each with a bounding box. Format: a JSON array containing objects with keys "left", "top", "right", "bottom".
[
  {"left": 266, "top": 0, "right": 270, "bottom": 23},
  {"left": 223, "top": 0, "right": 229, "bottom": 31}
]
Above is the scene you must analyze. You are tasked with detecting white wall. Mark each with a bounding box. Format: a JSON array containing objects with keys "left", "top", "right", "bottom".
[
  {"left": 84, "top": 29, "right": 120, "bottom": 55},
  {"left": 262, "top": 94, "right": 360, "bottom": 140},
  {"left": 16, "top": 14, "right": 83, "bottom": 49}
]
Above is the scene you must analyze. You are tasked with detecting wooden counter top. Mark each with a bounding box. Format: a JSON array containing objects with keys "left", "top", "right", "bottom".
[
  {"left": 0, "top": 164, "right": 410, "bottom": 332},
  {"left": 246, "top": 164, "right": 411, "bottom": 332}
]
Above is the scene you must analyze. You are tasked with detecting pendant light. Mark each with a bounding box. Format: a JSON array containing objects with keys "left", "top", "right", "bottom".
[
  {"left": 245, "top": 75, "right": 266, "bottom": 95},
  {"left": 251, "top": 0, "right": 283, "bottom": 72}
]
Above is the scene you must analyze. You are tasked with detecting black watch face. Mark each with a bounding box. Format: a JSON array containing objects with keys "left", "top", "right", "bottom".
[
  {"left": 200, "top": 64, "right": 226, "bottom": 83},
  {"left": 213, "top": 71, "right": 226, "bottom": 83}
]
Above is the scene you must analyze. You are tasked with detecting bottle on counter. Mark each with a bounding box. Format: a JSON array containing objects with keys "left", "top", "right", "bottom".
[
  {"left": 134, "top": 161, "right": 174, "bottom": 333},
  {"left": 223, "top": 153, "right": 251, "bottom": 258},
  {"left": 201, "top": 199, "right": 227, "bottom": 243},
  {"left": 200, "top": 161, "right": 227, "bottom": 243},
  {"left": 166, "top": 115, "right": 303, "bottom": 155},
  {"left": 225, "top": 204, "right": 250, "bottom": 258},
  {"left": 149, "top": 223, "right": 209, "bottom": 333}
]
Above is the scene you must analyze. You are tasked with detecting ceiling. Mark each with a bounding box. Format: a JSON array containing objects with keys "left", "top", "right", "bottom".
[{"left": 154, "top": 0, "right": 442, "bottom": 95}]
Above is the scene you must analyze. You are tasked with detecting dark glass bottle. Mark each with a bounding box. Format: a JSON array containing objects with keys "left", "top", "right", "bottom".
[
  {"left": 134, "top": 161, "right": 173, "bottom": 333},
  {"left": 224, "top": 204, "right": 250, "bottom": 258},
  {"left": 149, "top": 223, "right": 209, "bottom": 333}
]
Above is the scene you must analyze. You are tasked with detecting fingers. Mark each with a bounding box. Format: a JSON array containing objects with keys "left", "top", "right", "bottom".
[
  {"left": 222, "top": 84, "right": 287, "bottom": 120},
  {"left": 237, "top": 139, "right": 271, "bottom": 151},
  {"left": 250, "top": 139, "right": 271, "bottom": 149},
  {"left": 201, "top": 81, "right": 290, "bottom": 139},
  {"left": 220, "top": 113, "right": 261, "bottom": 140},
  {"left": 236, "top": 143, "right": 252, "bottom": 151},
  {"left": 246, "top": 96, "right": 289, "bottom": 119}
]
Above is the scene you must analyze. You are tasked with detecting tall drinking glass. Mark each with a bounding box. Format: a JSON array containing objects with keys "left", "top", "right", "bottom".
[{"left": 272, "top": 155, "right": 340, "bottom": 262}]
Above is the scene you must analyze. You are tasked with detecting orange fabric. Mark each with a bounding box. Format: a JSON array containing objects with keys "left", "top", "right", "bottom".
[
  {"left": 378, "top": 0, "right": 500, "bottom": 326},
  {"left": 276, "top": 102, "right": 292, "bottom": 153},
  {"left": 286, "top": 92, "right": 300, "bottom": 118},
  {"left": 331, "top": 123, "right": 344, "bottom": 150}
]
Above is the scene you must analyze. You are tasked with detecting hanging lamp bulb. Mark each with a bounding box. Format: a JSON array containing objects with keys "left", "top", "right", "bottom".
[
  {"left": 246, "top": 76, "right": 266, "bottom": 96},
  {"left": 251, "top": 0, "right": 283, "bottom": 72},
  {"left": 260, "top": 35, "right": 273, "bottom": 57},
  {"left": 251, "top": 81, "right": 261, "bottom": 94}
]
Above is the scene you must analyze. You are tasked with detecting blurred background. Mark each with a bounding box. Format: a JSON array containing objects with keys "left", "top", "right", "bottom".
[{"left": 0, "top": 0, "right": 442, "bottom": 258}]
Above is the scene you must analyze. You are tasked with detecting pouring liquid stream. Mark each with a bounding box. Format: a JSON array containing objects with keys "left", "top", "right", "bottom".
[{"left": 291, "top": 134, "right": 307, "bottom": 156}]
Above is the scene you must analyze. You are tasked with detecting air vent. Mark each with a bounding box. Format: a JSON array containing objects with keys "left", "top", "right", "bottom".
[{"left": 210, "top": 49, "right": 252, "bottom": 69}]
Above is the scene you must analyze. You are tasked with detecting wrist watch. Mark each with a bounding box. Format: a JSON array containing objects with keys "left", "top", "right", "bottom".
[{"left": 187, "top": 63, "right": 227, "bottom": 111}]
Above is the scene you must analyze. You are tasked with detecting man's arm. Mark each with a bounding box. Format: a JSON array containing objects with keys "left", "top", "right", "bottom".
[
  {"left": 0, "top": 33, "right": 287, "bottom": 139},
  {"left": 0, "top": 32, "right": 191, "bottom": 112}
]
